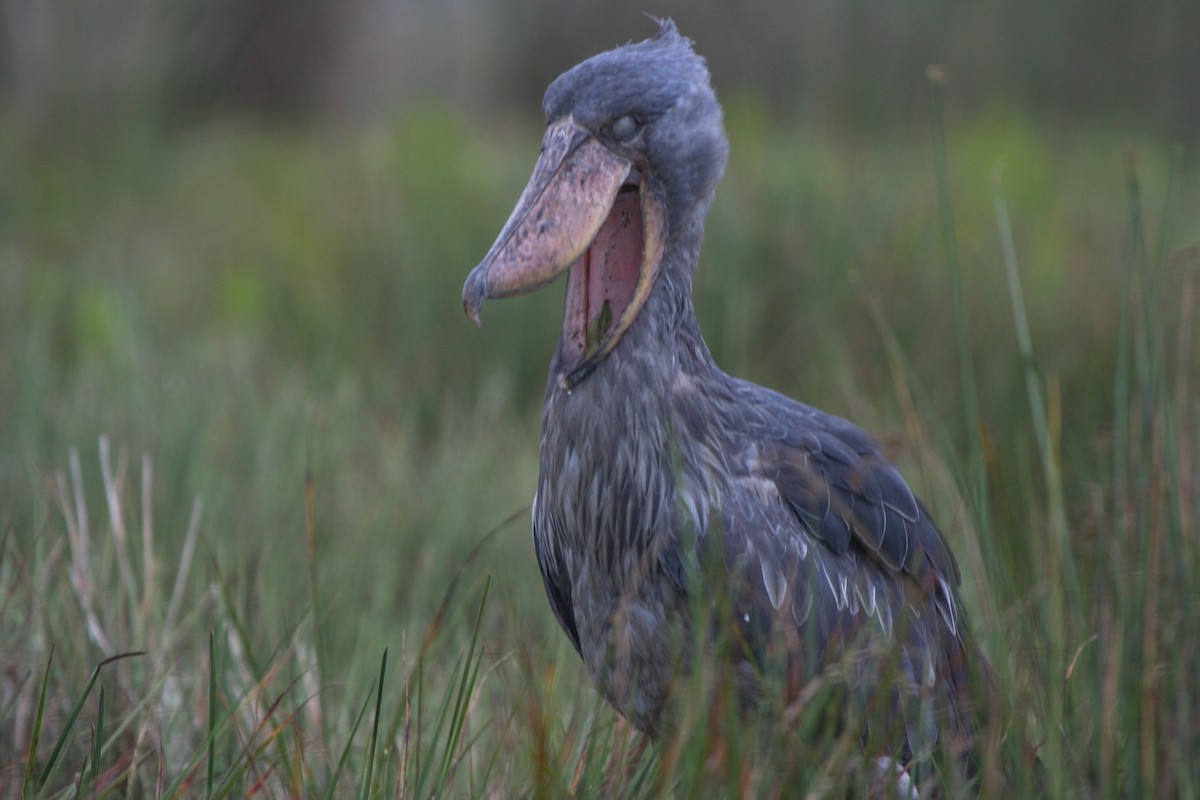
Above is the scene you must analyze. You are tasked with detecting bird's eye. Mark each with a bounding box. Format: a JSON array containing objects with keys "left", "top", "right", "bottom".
[{"left": 610, "top": 114, "right": 639, "bottom": 141}]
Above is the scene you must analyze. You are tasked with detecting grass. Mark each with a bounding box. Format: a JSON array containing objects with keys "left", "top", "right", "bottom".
[{"left": 1, "top": 97, "right": 1197, "bottom": 796}]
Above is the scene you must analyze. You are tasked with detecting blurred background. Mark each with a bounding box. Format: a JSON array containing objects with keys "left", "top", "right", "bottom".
[
  {"left": 3, "top": 0, "right": 1200, "bottom": 132},
  {"left": 2, "top": 1, "right": 1198, "bottom": 792}
]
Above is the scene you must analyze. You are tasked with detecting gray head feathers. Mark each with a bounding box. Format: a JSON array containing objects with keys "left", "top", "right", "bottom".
[{"left": 542, "top": 19, "right": 729, "bottom": 231}]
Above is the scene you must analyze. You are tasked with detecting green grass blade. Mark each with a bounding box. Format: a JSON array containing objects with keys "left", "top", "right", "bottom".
[
  {"left": 927, "top": 65, "right": 987, "bottom": 519},
  {"left": 207, "top": 629, "right": 217, "bottom": 799},
  {"left": 413, "top": 656, "right": 423, "bottom": 796},
  {"left": 93, "top": 683, "right": 104, "bottom": 784},
  {"left": 413, "top": 656, "right": 461, "bottom": 797},
  {"left": 323, "top": 676, "right": 377, "bottom": 800},
  {"left": 436, "top": 576, "right": 491, "bottom": 793},
  {"left": 992, "top": 174, "right": 1075, "bottom": 798},
  {"left": 36, "top": 651, "right": 144, "bottom": 791},
  {"left": 358, "top": 648, "right": 388, "bottom": 800},
  {"left": 22, "top": 647, "right": 53, "bottom": 798}
]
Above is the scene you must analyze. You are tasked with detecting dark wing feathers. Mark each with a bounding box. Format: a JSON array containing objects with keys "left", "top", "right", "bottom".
[
  {"left": 911, "top": 496, "right": 961, "bottom": 584},
  {"left": 757, "top": 402, "right": 960, "bottom": 591},
  {"left": 716, "top": 394, "right": 977, "bottom": 773},
  {"left": 533, "top": 515, "right": 582, "bottom": 654}
]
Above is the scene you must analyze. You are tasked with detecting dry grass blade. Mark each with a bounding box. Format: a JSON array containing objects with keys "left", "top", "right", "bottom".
[
  {"left": 99, "top": 436, "right": 139, "bottom": 615},
  {"left": 55, "top": 449, "right": 114, "bottom": 657},
  {"left": 165, "top": 497, "right": 205, "bottom": 642},
  {"left": 140, "top": 452, "right": 157, "bottom": 631}
]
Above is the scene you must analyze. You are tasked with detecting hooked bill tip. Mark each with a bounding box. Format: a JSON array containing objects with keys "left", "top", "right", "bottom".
[
  {"left": 462, "top": 267, "right": 487, "bottom": 327},
  {"left": 464, "top": 301, "right": 482, "bottom": 327}
]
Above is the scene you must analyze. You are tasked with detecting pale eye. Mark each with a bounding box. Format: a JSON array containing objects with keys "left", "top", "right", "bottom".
[{"left": 611, "top": 114, "right": 639, "bottom": 140}]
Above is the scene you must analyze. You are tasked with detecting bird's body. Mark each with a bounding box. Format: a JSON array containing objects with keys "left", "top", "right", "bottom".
[
  {"left": 535, "top": 285, "right": 968, "bottom": 740},
  {"left": 464, "top": 19, "right": 983, "bottom": 783}
]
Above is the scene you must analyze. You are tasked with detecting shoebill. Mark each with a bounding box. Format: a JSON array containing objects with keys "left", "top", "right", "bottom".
[{"left": 462, "top": 18, "right": 985, "bottom": 784}]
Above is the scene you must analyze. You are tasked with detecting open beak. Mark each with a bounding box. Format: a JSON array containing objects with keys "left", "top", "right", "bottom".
[{"left": 462, "top": 115, "right": 667, "bottom": 387}]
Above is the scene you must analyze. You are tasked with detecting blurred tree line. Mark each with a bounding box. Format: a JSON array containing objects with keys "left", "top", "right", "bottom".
[{"left": 1, "top": 0, "right": 1197, "bottom": 136}]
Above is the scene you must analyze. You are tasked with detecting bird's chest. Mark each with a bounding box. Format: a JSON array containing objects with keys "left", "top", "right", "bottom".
[
  {"left": 537, "top": 420, "right": 678, "bottom": 610},
  {"left": 539, "top": 375, "right": 677, "bottom": 562},
  {"left": 536, "top": 387, "right": 694, "bottom": 729}
]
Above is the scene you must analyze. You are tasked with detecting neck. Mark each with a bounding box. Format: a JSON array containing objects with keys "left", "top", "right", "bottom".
[{"left": 536, "top": 210, "right": 732, "bottom": 593}]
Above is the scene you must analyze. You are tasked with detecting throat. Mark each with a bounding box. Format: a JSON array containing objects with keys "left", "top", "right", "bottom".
[{"left": 561, "top": 188, "right": 644, "bottom": 375}]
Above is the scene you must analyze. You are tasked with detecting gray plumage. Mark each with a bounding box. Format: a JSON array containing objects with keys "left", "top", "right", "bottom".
[{"left": 473, "top": 19, "right": 982, "bottom": 781}]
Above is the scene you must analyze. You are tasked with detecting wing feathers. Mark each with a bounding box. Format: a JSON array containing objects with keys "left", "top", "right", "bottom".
[
  {"left": 533, "top": 492, "right": 583, "bottom": 654},
  {"left": 757, "top": 411, "right": 961, "bottom": 596}
]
